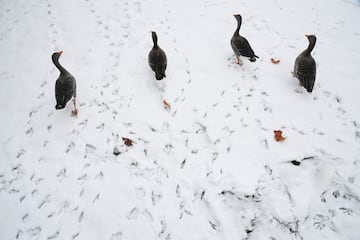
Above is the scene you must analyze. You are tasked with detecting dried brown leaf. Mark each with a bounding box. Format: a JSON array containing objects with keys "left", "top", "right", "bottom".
[
  {"left": 163, "top": 100, "right": 171, "bottom": 110},
  {"left": 274, "top": 130, "right": 286, "bottom": 142},
  {"left": 271, "top": 58, "right": 280, "bottom": 64},
  {"left": 122, "top": 137, "right": 133, "bottom": 147}
]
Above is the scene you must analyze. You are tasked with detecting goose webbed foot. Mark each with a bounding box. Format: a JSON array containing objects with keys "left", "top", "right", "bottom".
[{"left": 71, "top": 109, "right": 78, "bottom": 116}]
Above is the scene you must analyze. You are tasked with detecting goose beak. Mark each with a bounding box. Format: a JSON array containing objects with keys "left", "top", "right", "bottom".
[
  {"left": 58, "top": 50, "right": 63, "bottom": 56},
  {"left": 305, "top": 34, "right": 310, "bottom": 38}
]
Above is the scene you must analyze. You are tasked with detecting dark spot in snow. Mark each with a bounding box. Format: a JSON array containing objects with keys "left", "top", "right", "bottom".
[
  {"left": 201, "top": 190, "right": 205, "bottom": 200},
  {"left": 291, "top": 160, "right": 301, "bottom": 166},
  {"left": 209, "top": 220, "right": 217, "bottom": 230},
  {"left": 333, "top": 190, "right": 340, "bottom": 198},
  {"left": 180, "top": 159, "right": 186, "bottom": 169},
  {"left": 113, "top": 146, "right": 121, "bottom": 156}
]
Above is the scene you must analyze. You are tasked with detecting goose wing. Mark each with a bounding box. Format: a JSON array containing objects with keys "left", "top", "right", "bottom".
[
  {"left": 294, "top": 55, "right": 316, "bottom": 92},
  {"left": 55, "top": 75, "right": 76, "bottom": 104},
  {"left": 231, "top": 35, "right": 257, "bottom": 59},
  {"left": 149, "top": 48, "right": 167, "bottom": 79}
]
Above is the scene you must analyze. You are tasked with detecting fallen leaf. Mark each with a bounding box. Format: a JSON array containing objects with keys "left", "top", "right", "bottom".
[
  {"left": 122, "top": 137, "right": 133, "bottom": 147},
  {"left": 271, "top": 58, "right": 280, "bottom": 64},
  {"left": 274, "top": 130, "right": 286, "bottom": 142},
  {"left": 163, "top": 100, "right": 171, "bottom": 110}
]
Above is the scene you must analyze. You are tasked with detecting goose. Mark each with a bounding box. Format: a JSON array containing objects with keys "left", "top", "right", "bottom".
[
  {"left": 231, "top": 14, "right": 259, "bottom": 65},
  {"left": 293, "top": 35, "right": 317, "bottom": 93},
  {"left": 52, "top": 51, "right": 77, "bottom": 115},
  {"left": 148, "top": 31, "right": 167, "bottom": 80}
]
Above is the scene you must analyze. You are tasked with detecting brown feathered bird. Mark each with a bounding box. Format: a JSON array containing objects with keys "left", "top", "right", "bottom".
[
  {"left": 231, "top": 14, "right": 259, "bottom": 65},
  {"left": 148, "top": 31, "right": 167, "bottom": 80},
  {"left": 293, "top": 35, "right": 317, "bottom": 93},
  {"left": 52, "top": 51, "right": 78, "bottom": 115}
]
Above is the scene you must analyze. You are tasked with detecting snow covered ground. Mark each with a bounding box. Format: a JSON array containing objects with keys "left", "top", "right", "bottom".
[{"left": 1, "top": 0, "right": 360, "bottom": 239}]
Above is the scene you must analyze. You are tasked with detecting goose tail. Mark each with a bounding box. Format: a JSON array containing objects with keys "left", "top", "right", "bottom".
[
  {"left": 249, "top": 55, "right": 259, "bottom": 62},
  {"left": 304, "top": 78, "right": 314, "bottom": 93},
  {"left": 155, "top": 71, "right": 166, "bottom": 80}
]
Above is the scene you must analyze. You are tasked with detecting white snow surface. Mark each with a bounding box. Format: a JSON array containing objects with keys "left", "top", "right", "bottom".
[{"left": 1, "top": 0, "right": 360, "bottom": 239}]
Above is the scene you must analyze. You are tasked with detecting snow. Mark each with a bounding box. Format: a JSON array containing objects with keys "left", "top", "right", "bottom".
[{"left": 1, "top": 0, "right": 360, "bottom": 239}]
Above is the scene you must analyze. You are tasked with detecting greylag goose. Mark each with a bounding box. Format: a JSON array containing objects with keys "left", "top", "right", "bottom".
[
  {"left": 148, "top": 31, "right": 167, "bottom": 80},
  {"left": 52, "top": 51, "right": 77, "bottom": 115},
  {"left": 231, "top": 14, "right": 259, "bottom": 65},
  {"left": 293, "top": 35, "right": 317, "bottom": 93}
]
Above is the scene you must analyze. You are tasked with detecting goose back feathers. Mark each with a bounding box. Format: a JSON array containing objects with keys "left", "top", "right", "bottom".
[
  {"left": 148, "top": 31, "right": 167, "bottom": 80},
  {"left": 294, "top": 35, "right": 317, "bottom": 93},
  {"left": 231, "top": 14, "right": 259, "bottom": 63}
]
